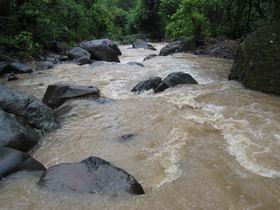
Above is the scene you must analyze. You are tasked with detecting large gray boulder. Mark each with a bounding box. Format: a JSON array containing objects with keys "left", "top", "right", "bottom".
[
  {"left": 39, "top": 156, "right": 145, "bottom": 196},
  {"left": 80, "top": 39, "right": 121, "bottom": 62},
  {"left": 0, "top": 85, "right": 58, "bottom": 132},
  {"left": 0, "top": 147, "right": 45, "bottom": 179},
  {"left": 42, "top": 84, "right": 100, "bottom": 109}
]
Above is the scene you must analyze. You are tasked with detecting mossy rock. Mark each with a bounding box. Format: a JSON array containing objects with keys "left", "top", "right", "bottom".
[{"left": 229, "top": 21, "right": 280, "bottom": 95}]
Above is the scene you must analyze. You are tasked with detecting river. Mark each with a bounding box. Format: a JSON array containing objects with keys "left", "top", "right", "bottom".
[{"left": 0, "top": 43, "right": 280, "bottom": 209}]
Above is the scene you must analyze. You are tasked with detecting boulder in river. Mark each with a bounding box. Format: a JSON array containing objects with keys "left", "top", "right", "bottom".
[
  {"left": 229, "top": 21, "right": 280, "bottom": 95},
  {"left": 0, "top": 62, "right": 9, "bottom": 75},
  {"left": 39, "top": 156, "right": 145, "bottom": 196},
  {"left": 36, "top": 61, "right": 55, "bottom": 71},
  {"left": 42, "top": 84, "right": 100, "bottom": 109},
  {"left": 5, "top": 73, "right": 18, "bottom": 81},
  {"left": 4, "top": 63, "right": 33, "bottom": 74},
  {"left": 75, "top": 56, "right": 92, "bottom": 65},
  {"left": 126, "top": 62, "right": 144, "bottom": 67},
  {"left": 0, "top": 85, "right": 58, "bottom": 132},
  {"left": 80, "top": 39, "right": 121, "bottom": 62},
  {"left": 159, "top": 39, "right": 196, "bottom": 56},
  {"left": 0, "top": 107, "right": 39, "bottom": 152},
  {"left": 0, "top": 147, "right": 45, "bottom": 179},
  {"left": 132, "top": 40, "right": 156, "bottom": 51},
  {"left": 67, "top": 47, "right": 91, "bottom": 60},
  {"left": 132, "top": 77, "right": 162, "bottom": 93},
  {"left": 154, "top": 72, "right": 198, "bottom": 93}
]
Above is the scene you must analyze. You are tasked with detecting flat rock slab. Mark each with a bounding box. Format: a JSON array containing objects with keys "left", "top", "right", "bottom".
[
  {"left": 0, "top": 147, "right": 45, "bottom": 179},
  {"left": 42, "top": 84, "right": 100, "bottom": 109},
  {"left": 39, "top": 156, "right": 145, "bottom": 196}
]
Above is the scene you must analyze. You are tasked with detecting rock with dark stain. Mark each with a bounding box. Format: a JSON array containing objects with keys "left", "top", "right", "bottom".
[
  {"left": 39, "top": 156, "right": 145, "bottom": 196},
  {"left": 42, "top": 84, "right": 100, "bottom": 109},
  {"left": 154, "top": 72, "right": 198, "bottom": 93},
  {"left": 0, "top": 147, "right": 45, "bottom": 179},
  {"left": 132, "top": 77, "right": 162, "bottom": 93}
]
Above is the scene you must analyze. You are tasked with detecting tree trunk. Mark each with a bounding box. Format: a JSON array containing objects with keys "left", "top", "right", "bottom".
[{"left": 274, "top": 0, "right": 280, "bottom": 19}]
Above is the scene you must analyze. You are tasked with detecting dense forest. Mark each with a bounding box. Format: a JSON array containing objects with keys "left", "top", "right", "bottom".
[{"left": 0, "top": 0, "right": 277, "bottom": 58}]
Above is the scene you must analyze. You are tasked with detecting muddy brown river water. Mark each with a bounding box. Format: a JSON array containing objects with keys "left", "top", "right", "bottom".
[{"left": 0, "top": 44, "right": 280, "bottom": 209}]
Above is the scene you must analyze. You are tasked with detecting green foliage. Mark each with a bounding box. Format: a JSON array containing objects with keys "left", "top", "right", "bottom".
[
  {"left": 166, "top": 0, "right": 209, "bottom": 40},
  {"left": 13, "top": 31, "right": 41, "bottom": 58}
]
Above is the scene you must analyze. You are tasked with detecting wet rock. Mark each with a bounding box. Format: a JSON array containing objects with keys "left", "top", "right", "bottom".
[
  {"left": 132, "top": 77, "right": 162, "bottom": 93},
  {"left": 117, "top": 134, "right": 137, "bottom": 143},
  {"left": 46, "top": 54, "right": 62, "bottom": 64},
  {"left": 95, "top": 97, "right": 114, "bottom": 104},
  {"left": 159, "top": 39, "right": 196, "bottom": 56},
  {"left": 36, "top": 61, "right": 55, "bottom": 71},
  {"left": 39, "top": 156, "right": 145, "bottom": 196},
  {"left": 0, "top": 108, "right": 39, "bottom": 152},
  {"left": 75, "top": 56, "right": 92, "bottom": 65},
  {"left": 5, "top": 63, "right": 33, "bottom": 74},
  {"left": 126, "top": 62, "right": 144, "bottom": 67},
  {"left": 80, "top": 39, "right": 121, "bottom": 62},
  {"left": 5, "top": 73, "right": 18, "bottom": 81},
  {"left": 143, "top": 54, "right": 157, "bottom": 61},
  {"left": 229, "top": 21, "right": 280, "bottom": 95},
  {"left": 68, "top": 47, "right": 91, "bottom": 61},
  {"left": 0, "top": 62, "right": 8, "bottom": 75},
  {"left": 42, "top": 84, "right": 100, "bottom": 109},
  {"left": 132, "top": 39, "right": 148, "bottom": 49},
  {"left": 0, "top": 147, "right": 45, "bottom": 179},
  {"left": 60, "top": 55, "right": 69, "bottom": 61},
  {"left": 132, "top": 40, "right": 156, "bottom": 51},
  {"left": 154, "top": 72, "right": 198, "bottom": 93},
  {"left": 0, "top": 85, "right": 58, "bottom": 132}
]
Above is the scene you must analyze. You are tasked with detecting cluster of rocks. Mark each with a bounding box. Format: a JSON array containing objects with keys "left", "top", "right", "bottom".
[
  {"left": 0, "top": 39, "right": 122, "bottom": 82},
  {"left": 0, "top": 83, "right": 144, "bottom": 196},
  {"left": 132, "top": 72, "right": 198, "bottom": 94}
]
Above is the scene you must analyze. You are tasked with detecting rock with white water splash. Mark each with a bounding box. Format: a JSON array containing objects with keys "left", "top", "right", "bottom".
[
  {"left": 42, "top": 84, "right": 100, "bottom": 109},
  {"left": 132, "top": 77, "right": 162, "bottom": 93},
  {"left": 0, "top": 147, "right": 45, "bottom": 179},
  {"left": 38, "top": 156, "right": 145, "bottom": 196},
  {"left": 154, "top": 72, "right": 198, "bottom": 93}
]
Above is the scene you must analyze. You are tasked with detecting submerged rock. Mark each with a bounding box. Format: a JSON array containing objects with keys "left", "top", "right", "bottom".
[
  {"left": 0, "top": 85, "right": 58, "bottom": 132},
  {"left": 132, "top": 77, "right": 162, "bottom": 93},
  {"left": 0, "top": 147, "right": 45, "bottom": 179},
  {"left": 143, "top": 54, "right": 157, "bottom": 61},
  {"left": 80, "top": 39, "right": 121, "bottom": 62},
  {"left": 126, "top": 62, "right": 144, "bottom": 67},
  {"left": 42, "top": 84, "right": 100, "bottom": 109},
  {"left": 154, "top": 72, "right": 198, "bottom": 93},
  {"left": 117, "top": 134, "right": 137, "bottom": 143},
  {"left": 229, "top": 21, "right": 280, "bottom": 95},
  {"left": 39, "top": 156, "right": 145, "bottom": 196},
  {"left": 159, "top": 40, "right": 196, "bottom": 56},
  {"left": 5, "top": 73, "right": 18, "bottom": 81}
]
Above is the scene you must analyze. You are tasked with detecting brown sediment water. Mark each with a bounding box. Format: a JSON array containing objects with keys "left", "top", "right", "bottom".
[{"left": 0, "top": 44, "right": 279, "bottom": 209}]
